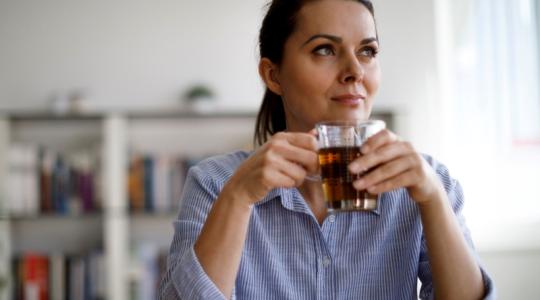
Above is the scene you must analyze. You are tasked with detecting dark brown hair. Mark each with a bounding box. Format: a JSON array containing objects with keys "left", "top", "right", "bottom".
[{"left": 254, "top": 0, "right": 376, "bottom": 146}]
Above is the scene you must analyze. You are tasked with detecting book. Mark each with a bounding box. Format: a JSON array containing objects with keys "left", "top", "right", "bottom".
[
  {"left": 128, "top": 157, "right": 145, "bottom": 212},
  {"left": 50, "top": 253, "right": 65, "bottom": 300},
  {"left": 8, "top": 144, "right": 39, "bottom": 217},
  {"left": 22, "top": 253, "right": 49, "bottom": 300},
  {"left": 154, "top": 156, "right": 171, "bottom": 213},
  {"left": 143, "top": 157, "right": 154, "bottom": 212},
  {"left": 39, "top": 148, "right": 54, "bottom": 213}
]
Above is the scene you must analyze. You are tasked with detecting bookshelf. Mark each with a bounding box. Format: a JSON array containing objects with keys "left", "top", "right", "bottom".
[
  {"left": 0, "top": 111, "right": 257, "bottom": 300},
  {"left": 0, "top": 110, "right": 393, "bottom": 300}
]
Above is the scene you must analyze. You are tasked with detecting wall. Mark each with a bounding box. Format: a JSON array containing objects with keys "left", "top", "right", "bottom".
[
  {"left": 376, "top": 0, "right": 443, "bottom": 154},
  {"left": 479, "top": 250, "right": 540, "bottom": 299},
  {"left": 0, "top": 0, "right": 267, "bottom": 112}
]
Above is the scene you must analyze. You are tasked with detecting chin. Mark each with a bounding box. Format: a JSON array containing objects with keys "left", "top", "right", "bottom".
[{"left": 324, "top": 110, "right": 369, "bottom": 122}]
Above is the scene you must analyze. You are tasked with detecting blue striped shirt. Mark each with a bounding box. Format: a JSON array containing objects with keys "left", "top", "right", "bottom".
[{"left": 159, "top": 150, "right": 495, "bottom": 299}]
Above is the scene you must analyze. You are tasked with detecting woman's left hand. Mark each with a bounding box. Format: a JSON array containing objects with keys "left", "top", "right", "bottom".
[{"left": 348, "top": 129, "right": 445, "bottom": 205}]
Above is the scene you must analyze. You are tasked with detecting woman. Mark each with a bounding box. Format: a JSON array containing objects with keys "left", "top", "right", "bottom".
[{"left": 160, "top": 0, "right": 495, "bottom": 299}]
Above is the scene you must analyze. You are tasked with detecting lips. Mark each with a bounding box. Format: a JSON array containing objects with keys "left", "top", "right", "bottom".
[{"left": 331, "top": 94, "right": 366, "bottom": 106}]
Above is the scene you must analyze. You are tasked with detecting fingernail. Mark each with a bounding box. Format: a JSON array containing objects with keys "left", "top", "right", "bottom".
[
  {"left": 354, "top": 179, "right": 365, "bottom": 189},
  {"left": 349, "top": 162, "right": 360, "bottom": 173},
  {"left": 361, "top": 145, "right": 370, "bottom": 154},
  {"left": 367, "top": 186, "right": 377, "bottom": 193}
]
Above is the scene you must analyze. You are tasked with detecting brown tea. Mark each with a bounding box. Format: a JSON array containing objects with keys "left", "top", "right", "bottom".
[{"left": 318, "top": 146, "right": 378, "bottom": 211}]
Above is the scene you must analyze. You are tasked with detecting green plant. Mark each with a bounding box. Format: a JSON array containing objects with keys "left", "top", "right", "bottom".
[{"left": 184, "top": 85, "right": 214, "bottom": 102}]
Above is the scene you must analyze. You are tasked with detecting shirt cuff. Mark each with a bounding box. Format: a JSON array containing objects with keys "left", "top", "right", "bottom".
[{"left": 171, "top": 246, "right": 228, "bottom": 300}]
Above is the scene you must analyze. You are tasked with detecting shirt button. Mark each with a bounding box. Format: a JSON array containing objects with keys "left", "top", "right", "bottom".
[
  {"left": 322, "top": 257, "right": 331, "bottom": 267},
  {"left": 328, "top": 215, "right": 336, "bottom": 223}
]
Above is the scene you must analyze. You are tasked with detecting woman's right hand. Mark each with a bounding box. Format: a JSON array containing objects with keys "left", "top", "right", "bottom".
[{"left": 223, "top": 131, "right": 319, "bottom": 206}]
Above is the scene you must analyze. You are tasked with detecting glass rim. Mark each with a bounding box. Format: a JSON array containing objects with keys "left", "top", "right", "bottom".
[{"left": 315, "top": 119, "right": 385, "bottom": 128}]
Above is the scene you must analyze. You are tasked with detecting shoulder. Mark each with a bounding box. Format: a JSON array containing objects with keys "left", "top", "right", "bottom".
[
  {"left": 188, "top": 150, "right": 251, "bottom": 185},
  {"left": 177, "top": 150, "right": 251, "bottom": 216}
]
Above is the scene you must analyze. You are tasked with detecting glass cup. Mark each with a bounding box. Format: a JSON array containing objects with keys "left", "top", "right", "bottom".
[{"left": 315, "top": 120, "right": 386, "bottom": 212}]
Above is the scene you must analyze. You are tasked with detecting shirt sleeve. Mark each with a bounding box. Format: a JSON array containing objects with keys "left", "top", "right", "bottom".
[
  {"left": 417, "top": 158, "right": 496, "bottom": 300},
  {"left": 158, "top": 164, "right": 230, "bottom": 300}
]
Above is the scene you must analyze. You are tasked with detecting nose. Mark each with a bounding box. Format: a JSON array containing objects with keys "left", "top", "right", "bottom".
[{"left": 339, "top": 53, "right": 364, "bottom": 84}]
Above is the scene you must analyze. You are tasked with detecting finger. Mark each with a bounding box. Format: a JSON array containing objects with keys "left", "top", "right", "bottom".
[
  {"left": 349, "top": 141, "right": 414, "bottom": 174},
  {"left": 275, "top": 132, "right": 318, "bottom": 152},
  {"left": 364, "top": 169, "right": 418, "bottom": 194},
  {"left": 360, "top": 129, "right": 399, "bottom": 154},
  {"left": 261, "top": 167, "right": 296, "bottom": 188},
  {"left": 277, "top": 160, "right": 308, "bottom": 186},
  {"left": 263, "top": 152, "right": 308, "bottom": 186},
  {"left": 353, "top": 155, "right": 415, "bottom": 190},
  {"left": 266, "top": 138, "right": 318, "bottom": 173}
]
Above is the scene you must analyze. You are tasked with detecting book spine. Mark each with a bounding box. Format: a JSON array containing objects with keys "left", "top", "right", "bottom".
[
  {"left": 22, "top": 254, "right": 49, "bottom": 300},
  {"left": 143, "top": 157, "right": 154, "bottom": 212},
  {"left": 50, "top": 253, "right": 65, "bottom": 300}
]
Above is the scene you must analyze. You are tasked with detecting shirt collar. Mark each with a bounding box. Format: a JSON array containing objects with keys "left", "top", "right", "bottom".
[{"left": 255, "top": 187, "right": 307, "bottom": 213}]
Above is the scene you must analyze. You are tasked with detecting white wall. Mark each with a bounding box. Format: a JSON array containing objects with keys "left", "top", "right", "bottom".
[
  {"left": 376, "top": 0, "right": 443, "bottom": 154},
  {"left": 0, "top": 0, "right": 268, "bottom": 112},
  {"left": 480, "top": 250, "right": 540, "bottom": 300}
]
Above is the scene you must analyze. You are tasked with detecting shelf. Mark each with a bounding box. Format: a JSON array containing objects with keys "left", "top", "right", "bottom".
[
  {"left": 129, "top": 213, "right": 177, "bottom": 250},
  {"left": 8, "top": 212, "right": 103, "bottom": 221},
  {"left": 10, "top": 214, "right": 103, "bottom": 254},
  {"left": 5, "top": 113, "right": 104, "bottom": 122},
  {"left": 129, "top": 212, "right": 177, "bottom": 218},
  {"left": 126, "top": 111, "right": 257, "bottom": 120},
  {"left": 0, "top": 110, "right": 257, "bottom": 122}
]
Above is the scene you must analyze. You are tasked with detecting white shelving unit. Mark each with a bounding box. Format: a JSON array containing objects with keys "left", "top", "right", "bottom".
[
  {"left": 0, "top": 118, "right": 11, "bottom": 300},
  {"left": 103, "top": 115, "right": 129, "bottom": 300},
  {"left": 0, "top": 111, "right": 257, "bottom": 300}
]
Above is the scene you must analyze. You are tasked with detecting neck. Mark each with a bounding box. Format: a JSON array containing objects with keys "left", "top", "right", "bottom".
[{"left": 299, "top": 180, "right": 327, "bottom": 225}]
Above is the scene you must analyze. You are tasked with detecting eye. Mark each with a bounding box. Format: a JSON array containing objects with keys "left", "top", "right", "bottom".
[
  {"left": 359, "top": 46, "right": 379, "bottom": 58},
  {"left": 312, "top": 44, "right": 335, "bottom": 56}
]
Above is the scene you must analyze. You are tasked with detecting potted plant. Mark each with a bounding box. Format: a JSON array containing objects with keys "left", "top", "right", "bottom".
[{"left": 183, "top": 84, "right": 216, "bottom": 113}]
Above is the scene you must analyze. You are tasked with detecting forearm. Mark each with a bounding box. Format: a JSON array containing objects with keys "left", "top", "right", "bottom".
[
  {"left": 419, "top": 191, "right": 484, "bottom": 300},
  {"left": 194, "top": 187, "right": 253, "bottom": 299}
]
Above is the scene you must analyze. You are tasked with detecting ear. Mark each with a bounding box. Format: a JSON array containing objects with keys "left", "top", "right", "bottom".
[{"left": 259, "top": 58, "right": 283, "bottom": 96}]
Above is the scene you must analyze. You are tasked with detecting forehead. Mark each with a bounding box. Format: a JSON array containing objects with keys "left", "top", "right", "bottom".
[{"left": 294, "top": 0, "right": 376, "bottom": 41}]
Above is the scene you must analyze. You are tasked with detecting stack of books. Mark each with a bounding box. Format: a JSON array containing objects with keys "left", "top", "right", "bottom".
[
  {"left": 8, "top": 144, "right": 100, "bottom": 217},
  {"left": 11, "top": 251, "right": 104, "bottom": 300},
  {"left": 127, "top": 155, "right": 203, "bottom": 214}
]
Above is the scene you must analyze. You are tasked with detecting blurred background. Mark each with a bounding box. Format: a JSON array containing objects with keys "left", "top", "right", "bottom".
[{"left": 0, "top": 0, "right": 539, "bottom": 299}]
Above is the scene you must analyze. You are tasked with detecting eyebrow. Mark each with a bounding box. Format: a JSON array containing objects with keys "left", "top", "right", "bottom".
[{"left": 302, "top": 34, "right": 378, "bottom": 47}]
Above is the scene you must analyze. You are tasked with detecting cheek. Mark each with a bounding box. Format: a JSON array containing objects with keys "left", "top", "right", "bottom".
[
  {"left": 283, "top": 63, "right": 330, "bottom": 98},
  {"left": 365, "top": 63, "right": 381, "bottom": 95}
]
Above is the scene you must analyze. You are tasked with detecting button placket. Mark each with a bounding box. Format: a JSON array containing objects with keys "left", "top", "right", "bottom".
[
  {"left": 328, "top": 214, "right": 336, "bottom": 223},
  {"left": 322, "top": 256, "right": 331, "bottom": 267}
]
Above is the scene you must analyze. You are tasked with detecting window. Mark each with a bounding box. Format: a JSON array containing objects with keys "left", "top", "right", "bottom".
[{"left": 436, "top": 0, "right": 540, "bottom": 250}]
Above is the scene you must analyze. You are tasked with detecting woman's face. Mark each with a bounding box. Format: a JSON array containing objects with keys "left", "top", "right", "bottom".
[{"left": 274, "top": 0, "right": 380, "bottom": 132}]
